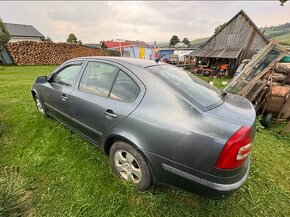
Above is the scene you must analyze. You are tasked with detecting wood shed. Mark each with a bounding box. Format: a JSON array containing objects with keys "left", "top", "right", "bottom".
[{"left": 190, "top": 10, "right": 270, "bottom": 76}]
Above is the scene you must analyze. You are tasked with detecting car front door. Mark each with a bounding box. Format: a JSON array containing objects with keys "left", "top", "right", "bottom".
[
  {"left": 41, "top": 61, "right": 84, "bottom": 125},
  {"left": 68, "top": 60, "right": 145, "bottom": 143}
]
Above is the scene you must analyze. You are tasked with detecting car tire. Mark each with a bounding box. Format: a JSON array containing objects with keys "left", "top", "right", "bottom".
[
  {"left": 110, "top": 141, "right": 152, "bottom": 191},
  {"left": 34, "top": 95, "right": 47, "bottom": 117},
  {"left": 260, "top": 112, "right": 273, "bottom": 128}
]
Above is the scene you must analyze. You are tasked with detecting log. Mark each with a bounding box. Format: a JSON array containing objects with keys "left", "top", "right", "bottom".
[
  {"left": 272, "top": 73, "right": 290, "bottom": 84},
  {"left": 276, "top": 63, "right": 290, "bottom": 75}
]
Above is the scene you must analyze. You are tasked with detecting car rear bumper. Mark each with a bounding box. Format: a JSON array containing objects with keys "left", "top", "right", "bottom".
[
  {"left": 162, "top": 159, "right": 250, "bottom": 192},
  {"left": 144, "top": 151, "right": 250, "bottom": 196}
]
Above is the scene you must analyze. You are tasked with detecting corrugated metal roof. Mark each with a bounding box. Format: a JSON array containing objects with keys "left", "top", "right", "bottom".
[
  {"left": 189, "top": 49, "right": 203, "bottom": 56},
  {"left": 102, "top": 40, "right": 149, "bottom": 49},
  {"left": 126, "top": 40, "right": 149, "bottom": 48},
  {"left": 205, "top": 49, "right": 223, "bottom": 58},
  {"left": 190, "top": 47, "right": 242, "bottom": 59},
  {"left": 196, "top": 49, "right": 214, "bottom": 57},
  {"left": 102, "top": 41, "right": 132, "bottom": 48},
  {"left": 5, "top": 23, "right": 44, "bottom": 38},
  {"left": 218, "top": 48, "right": 242, "bottom": 58}
]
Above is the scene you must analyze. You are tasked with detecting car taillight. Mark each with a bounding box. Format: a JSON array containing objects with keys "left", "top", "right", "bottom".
[{"left": 215, "top": 126, "right": 252, "bottom": 169}]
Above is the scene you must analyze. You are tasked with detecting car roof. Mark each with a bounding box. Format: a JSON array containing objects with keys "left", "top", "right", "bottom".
[{"left": 72, "top": 56, "right": 166, "bottom": 68}]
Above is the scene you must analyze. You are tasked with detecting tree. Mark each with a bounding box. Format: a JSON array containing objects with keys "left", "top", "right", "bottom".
[
  {"left": 182, "top": 38, "right": 191, "bottom": 47},
  {"left": 66, "top": 33, "right": 78, "bottom": 43},
  {"left": 214, "top": 22, "right": 227, "bottom": 34},
  {"left": 0, "top": 17, "right": 11, "bottom": 64},
  {"left": 169, "top": 35, "right": 180, "bottom": 47},
  {"left": 280, "top": 0, "right": 287, "bottom": 6},
  {"left": 78, "top": 40, "right": 83, "bottom": 45}
]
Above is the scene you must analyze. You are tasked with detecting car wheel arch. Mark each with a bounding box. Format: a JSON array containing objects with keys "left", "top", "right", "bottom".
[
  {"left": 31, "top": 90, "right": 37, "bottom": 99},
  {"left": 103, "top": 134, "right": 157, "bottom": 185},
  {"left": 103, "top": 134, "right": 142, "bottom": 156}
]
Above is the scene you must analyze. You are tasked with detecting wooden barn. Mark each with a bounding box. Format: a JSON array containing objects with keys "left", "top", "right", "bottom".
[{"left": 190, "top": 10, "right": 270, "bottom": 76}]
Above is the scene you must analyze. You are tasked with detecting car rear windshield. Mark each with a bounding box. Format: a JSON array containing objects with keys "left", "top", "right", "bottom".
[{"left": 146, "top": 65, "right": 223, "bottom": 111}]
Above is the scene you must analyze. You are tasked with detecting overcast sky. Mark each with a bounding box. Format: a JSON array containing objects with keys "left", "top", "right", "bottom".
[{"left": 0, "top": 1, "right": 290, "bottom": 43}]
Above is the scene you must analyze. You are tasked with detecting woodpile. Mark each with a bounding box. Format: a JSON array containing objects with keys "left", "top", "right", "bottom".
[
  {"left": 259, "top": 63, "right": 290, "bottom": 120},
  {"left": 5, "top": 41, "right": 120, "bottom": 65},
  {"left": 272, "top": 63, "right": 290, "bottom": 85}
]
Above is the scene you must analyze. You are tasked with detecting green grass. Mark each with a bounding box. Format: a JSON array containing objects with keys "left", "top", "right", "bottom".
[
  {"left": 196, "top": 74, "right": 230, "bottom": 89},
  {"left": 272, "top": 32, "right": 290, "bottom": 46},
  {"left": 0, "top": 65, "right": 290, "bottom": 216},
  {"left": 190, "top": 37, "right": 210, "bottom": 47}
]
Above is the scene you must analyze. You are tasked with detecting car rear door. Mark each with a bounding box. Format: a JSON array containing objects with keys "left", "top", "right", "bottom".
[
  {"left": 68, "top": 60, "right": 145, "bottom": 142},
  {"left": 41, "top": 61, "right": 84, "bottom": 125}
]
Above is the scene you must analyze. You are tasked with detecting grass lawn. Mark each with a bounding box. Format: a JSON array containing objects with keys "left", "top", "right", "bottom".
[
  {"left": 273, "top": 32, "right": 290, "bottom": 46},
  {"left": 0, "top": 65, "right": 290, "bottom": 216}
]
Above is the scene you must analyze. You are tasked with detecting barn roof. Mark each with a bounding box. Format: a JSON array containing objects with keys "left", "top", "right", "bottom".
[
  {"left": 125, "top": 40, "right": 149, "bottom": 47},
  {"left": 4, "top": 23, "right": 44, "bottom": 38},
  {"left": 190, "top": 10, "right": 269, "bottom": 59},
  {"left": 200, "top": 10, "right": 269, "bottom": 49},
  {"left": 190, "top": 47, "right": 243, "bottom": 59}
]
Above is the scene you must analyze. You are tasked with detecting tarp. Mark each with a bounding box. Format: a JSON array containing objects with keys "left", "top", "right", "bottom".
[{"left": 280, "top": 55, "right": 290, "bottom": 63}]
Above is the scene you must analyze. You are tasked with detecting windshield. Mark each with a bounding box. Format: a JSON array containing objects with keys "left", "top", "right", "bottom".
[{"left": 146, "top": 65, "right": 223, "bottom": 111}]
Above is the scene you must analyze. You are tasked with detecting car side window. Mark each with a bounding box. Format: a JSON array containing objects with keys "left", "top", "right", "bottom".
[
  {"left": 52, "top": 64, "right": 82, "bottom": 87},
  {"left": 110, "top": 71, "right": 140, "bottom": 102},
  {"left": 79, "top": 62, "right": 119, "bottom": 97}
]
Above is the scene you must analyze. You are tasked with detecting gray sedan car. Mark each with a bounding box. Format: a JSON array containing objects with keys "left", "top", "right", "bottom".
[{"left": 32, "top": 57, "right": 256, "bottom": 198}]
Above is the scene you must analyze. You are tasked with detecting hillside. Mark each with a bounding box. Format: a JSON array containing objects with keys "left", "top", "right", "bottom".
[
  {"left": 190, "top": 37, "right": 210, "bottom": 47},
  {"left": 190, "top": 22, "right": 290, "bottom": 47},
  {"left": 272, "top": 32, "right": 290, "bottom": 45},
  {"left": 261, "top": 23, "right": 290, "bottom": 45}
]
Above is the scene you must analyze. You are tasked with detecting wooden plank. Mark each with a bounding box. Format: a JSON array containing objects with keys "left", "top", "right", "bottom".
[{"left": 225, "top": 42, "right": 287, "bottom": 94}]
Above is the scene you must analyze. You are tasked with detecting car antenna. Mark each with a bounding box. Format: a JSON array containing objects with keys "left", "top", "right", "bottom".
[{"left": 155, "top": 53, "right": 166, "bottom": 64}]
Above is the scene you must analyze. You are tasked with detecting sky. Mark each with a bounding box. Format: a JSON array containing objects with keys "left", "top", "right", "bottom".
[{"left": 0, "top": 1, "right": 290, "bottom": 44}]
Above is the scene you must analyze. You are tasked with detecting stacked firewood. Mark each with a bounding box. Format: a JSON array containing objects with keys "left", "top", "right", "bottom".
[
  {"left": 5, "top": 41, "right": 120, "bottom": 65},
  {"left": 261, "top": 63, "right": 290, "bottom": 120},
  {"left": 272, "top": 63, "right": 290, "bottom": 85}
]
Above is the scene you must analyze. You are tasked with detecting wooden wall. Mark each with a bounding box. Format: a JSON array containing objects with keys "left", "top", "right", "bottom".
[{"left": 202, "top": 12, "right": 269, "bottom": 59}]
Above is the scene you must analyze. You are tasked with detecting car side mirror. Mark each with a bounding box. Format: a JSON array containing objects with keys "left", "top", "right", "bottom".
[{"left": 35, "top": 76, "right": 47, "bottom": 84}]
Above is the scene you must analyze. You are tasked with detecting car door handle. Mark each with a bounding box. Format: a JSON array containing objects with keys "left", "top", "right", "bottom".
[
  {"left": 61, "top": 94, "right": 68, "bottom": 101},
  {"left": 104, "top": 109, "right": 118, "bottom": 118}
]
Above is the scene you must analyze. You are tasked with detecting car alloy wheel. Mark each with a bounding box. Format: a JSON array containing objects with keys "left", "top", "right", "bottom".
[
  {"left": 110, "top": 141, "right": 153, "bottom": 191},
  {"left": 34, "top": 96, "right": 47, "bottom": 117},
  {"left": 114, "top": 150, "right": 142, "bottom": 184},
  {"left": 35, "top": 98, "right": 44, "bottom": 114}
]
